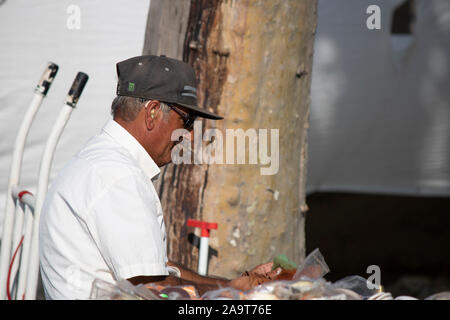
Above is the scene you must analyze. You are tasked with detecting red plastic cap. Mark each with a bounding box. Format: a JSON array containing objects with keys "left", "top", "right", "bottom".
[{"left": 187, "top": 219, "right": 218, "bottom": 237}]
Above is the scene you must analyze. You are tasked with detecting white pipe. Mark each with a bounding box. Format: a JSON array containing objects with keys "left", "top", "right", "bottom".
[
  {"left": 9, "top": 187, "right": 35, "bottom": 300},
  {"left": 8, "top": 201, "right": 25, "bottom": 299},
  {"left": 11, "top": 186, "right": 35, "bottom": 211},
  {"left": 0, "top": 62, "right": 58, "bottom": 300},
  {"left": 0, "top": 95, "right": 42, "bottom": 300},
  {"left": 24, "top": 104, "right": 74, "bottom": 300},
  {"left": 25, "top": 72, "right": 88, "bottom": 300},
  {"left": 198, "top": 237, "right": 209, "bottom": 276},
  {"left": 10, "top": 200, "right": 25, "bottom": 261},
  {"left": 16, "top": 204, "right": 34, "bottom": 300},
  {"left": 9, "top": 187, "right": 33, "bottom": 272}
]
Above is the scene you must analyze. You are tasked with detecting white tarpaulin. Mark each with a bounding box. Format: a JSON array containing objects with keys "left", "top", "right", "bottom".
[
  {"left": 0, "top": 0, "right": 150, "bottom": 236},
  {"left": 307, "top": 0, "right": 450, "bottom": 196}
]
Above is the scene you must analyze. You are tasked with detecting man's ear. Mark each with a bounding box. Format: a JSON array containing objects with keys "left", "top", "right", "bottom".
[{"left": 144, "top": 100, "right": 160, "bottom": 130}]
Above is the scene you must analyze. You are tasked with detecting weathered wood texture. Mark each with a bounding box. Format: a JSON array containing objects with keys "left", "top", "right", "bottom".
[
  {"left": 143, "top": 0, "right": 191, "bottom": 58},
  {"left": 143, "top": 0, "right": 317, "bottom": 278}
]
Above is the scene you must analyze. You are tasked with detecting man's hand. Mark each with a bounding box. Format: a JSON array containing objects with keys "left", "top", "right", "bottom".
[
  {"left": 228, "top": 262, "right": 283, "bottom": 292},
  {"left": 228, "top": 274, "right": 254, "bottom": 292},
  {"left": 247, "top": 261, "right": 282, "bottom": 279}
]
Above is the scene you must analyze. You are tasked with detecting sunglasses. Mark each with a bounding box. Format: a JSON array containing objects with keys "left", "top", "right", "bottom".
[{"left": 165, "top": 102, "right": 197, "bottom": 131}]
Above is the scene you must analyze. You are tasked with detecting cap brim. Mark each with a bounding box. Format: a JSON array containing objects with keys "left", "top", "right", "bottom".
[{"left": 178, "top": 103, "right": 223, "bottom": 120}]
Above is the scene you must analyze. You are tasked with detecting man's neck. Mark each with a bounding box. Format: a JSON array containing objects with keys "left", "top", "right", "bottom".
[{"left": 113, "top": 117, "right": 161, "bottom": 166}]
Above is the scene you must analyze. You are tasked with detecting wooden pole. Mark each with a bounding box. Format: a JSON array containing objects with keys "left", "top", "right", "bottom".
[{"left": 143, "top": 0, "right": 317, "bottom": 278}]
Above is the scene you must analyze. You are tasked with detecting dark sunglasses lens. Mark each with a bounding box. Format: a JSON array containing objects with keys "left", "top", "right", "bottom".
[{"left": 168, "top": 103, "right": 196, "bottom": 130}]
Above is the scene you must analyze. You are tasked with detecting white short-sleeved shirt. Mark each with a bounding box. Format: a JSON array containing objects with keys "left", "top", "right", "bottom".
[{"left": 39, "top": 119, "right": 169, "bottom": 300}]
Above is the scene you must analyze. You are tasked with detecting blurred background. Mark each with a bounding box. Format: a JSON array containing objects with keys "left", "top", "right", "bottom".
[
  {"left": 0, "top": 0, "right": 449, "bottom": 299},
  {"left": 306, "top": 0, "right": 450, "bottom": 298}
]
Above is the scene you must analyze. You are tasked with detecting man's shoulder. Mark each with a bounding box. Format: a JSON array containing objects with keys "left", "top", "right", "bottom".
[
  {"left": 86, "top": 131, "right": 143, "bottom": 164},
  {"left": 78, "top": 133, "right": 136, "bottom": 166},
  {"left": 62, "top": 133, "right": 143, "bottom": 186},
  {"left": 46, "top": 133, "right": 147, "bottom": 211}
]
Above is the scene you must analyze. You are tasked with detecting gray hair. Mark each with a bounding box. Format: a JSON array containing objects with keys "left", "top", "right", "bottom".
[{"left": 111, "top": 96, "right": 171, "bottom": 121}]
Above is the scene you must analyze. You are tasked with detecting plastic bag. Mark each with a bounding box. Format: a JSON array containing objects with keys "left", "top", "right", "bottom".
[
  {"left": 328, "top": 287, "right": 362, "bottom": 300},
  {"left": 90, "top": 278, "right": 128, "bottom": 300},
  {"left": 394, "top": 296, "right": 418, "bottom": 300},
  {"left": 425, "top": 292, "right": 450, "bottom": 300},
  {"left": 367, "top": 292, "right": 394, "bottom": 300},
  {"left": 145, "top": 283, "right": 199, "bottom": 300},
  {"left": 281, "top": 279, "right": 327, "bottom": 300},
  {"left": 246, "top": 279, "right": 329, "bottom": 300},
  {"left": 245, "top": 281, "right": 287, "bottom": 300},
  {"left": 160, "top": 285, "right": 199, "bottom": 300},
  {"left": 293, "top": 248, "right": 330, "bottom": 281},
  {"left": 89, "top": 278, "right": 159, "bottom": 300},
  {"left": 201, "top": 287, "right": 245, "bottom": 300},
  {"left": 90, "top": 278, "right": 165, "bottom": 300},
  {"left": 332, "top": 275, "right": 381, "bottom": 299}
]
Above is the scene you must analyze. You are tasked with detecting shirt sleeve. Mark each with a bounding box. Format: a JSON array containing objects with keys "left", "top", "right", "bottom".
[{"left": 85, "top": 172, "right": 169, "bottom": 280}]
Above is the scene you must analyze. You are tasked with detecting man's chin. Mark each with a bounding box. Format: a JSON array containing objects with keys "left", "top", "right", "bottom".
[{"left": 158, "top": 156, "right": 173, "bottom": 167}]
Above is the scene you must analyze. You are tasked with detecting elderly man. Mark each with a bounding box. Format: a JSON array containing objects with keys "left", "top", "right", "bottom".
[{"left": 39, "top": 55, "right": 279, "bottom": 299}]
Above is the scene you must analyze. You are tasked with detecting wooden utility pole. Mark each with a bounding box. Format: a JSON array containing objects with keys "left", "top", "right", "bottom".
[{"left": 143, "top": 0, "right": 317, "bottom": 278}]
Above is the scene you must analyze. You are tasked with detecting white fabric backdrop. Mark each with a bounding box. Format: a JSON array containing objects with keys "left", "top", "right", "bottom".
[
  {"left": 0, "top": 0, "right": 150, "bottom": 236},
  {"left": 307, "top": 0, "right": 450, "bottom": 196}
]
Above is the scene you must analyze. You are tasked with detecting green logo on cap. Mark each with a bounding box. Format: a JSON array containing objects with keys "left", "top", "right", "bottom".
[{"left": 128, "top": 82, "right": 135, "bottom": 92}]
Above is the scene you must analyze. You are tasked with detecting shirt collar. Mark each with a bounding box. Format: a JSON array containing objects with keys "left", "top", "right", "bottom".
[{"left": 102, "top": 119, "right": 160, "bottom": 181}]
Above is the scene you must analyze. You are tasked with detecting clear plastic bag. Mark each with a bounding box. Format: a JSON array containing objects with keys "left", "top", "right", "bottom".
[
  {"left": 280, "top": 279, "right": 327, "bottom": 300},
  {"left": 245, "top": 281, "right": 288, "bottom": 300},
  {"left": 246, "top": 278, "right": 330, "bottom": 300},
  {"left": 394, "top": 295, "right": 418, "bottom": 300},
  {"left": 331, "top": 287, "right": 363, "bottom": 300},
  {"left": 160, "top": 285, "right": 199, "bottom": 300},
  {"left": 90, "top": 279, "right": 145, "bottom": 300},
  {"left": 201, "top": 287, "right": 245, "bottom": 300},
  {"left": 293, "top": 248, "right": 330, "bottom": 281},
  {"left": 143, "top": 283, "right": 200, "bottom": 300},
  {"left": 332, "top": 275, "right": 381, "bottom": 299},
  {"left": 425, "top": 292, "right": 450, "bottom": 300},
  {"left": 90, "top": 278, "right": 126, "bottom": 300},
  {"left": 367, "top": 292, "right": 394, "bottom": 300},
  {"left": 90, "top": 278, "right": 162, "bottom": 300}
]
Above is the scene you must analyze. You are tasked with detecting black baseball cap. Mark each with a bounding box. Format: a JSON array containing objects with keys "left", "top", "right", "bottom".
[{"left": 116, "top": 55, "right": 223, "bottom": 120}]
